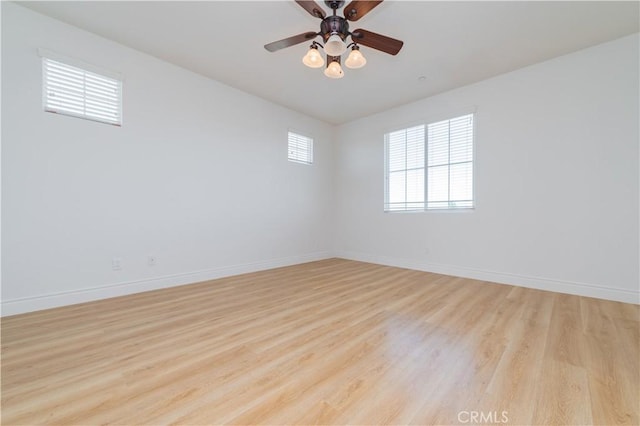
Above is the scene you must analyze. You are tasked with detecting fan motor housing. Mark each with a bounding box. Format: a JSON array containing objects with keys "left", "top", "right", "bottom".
[
  {"left": 320, "top": 15, "right": 349, "bottom": 41},
  {"left": 324, "top": 1, "right": 345, "bottom": 9}
]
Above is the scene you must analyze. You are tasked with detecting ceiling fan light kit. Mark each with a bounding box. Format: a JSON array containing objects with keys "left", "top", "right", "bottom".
[
  {"left": 302, "top": 43, "right": 325, "bottom": 68},
  {"left": 345, "top": 45, "right": 366, "bottom": 69},
  {"left": 265, "top": 0, "right": 403, "bottom": 79},
  {"left": 324, "top": 56, "right": 344, "bottom": 78},
  {"left": 324, "top": 33, "right": 347, "bottom": 56}
]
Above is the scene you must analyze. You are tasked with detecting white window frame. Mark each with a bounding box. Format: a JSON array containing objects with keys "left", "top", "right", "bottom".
[
  {"left": 39, "top": 49, "right": 123, "bottom": 126},
  {"left": 287, "top": 130, "right": 313, "bottom": 165},
  {"left": 384, "top": 112, "right": 475, "bottom": 212}
]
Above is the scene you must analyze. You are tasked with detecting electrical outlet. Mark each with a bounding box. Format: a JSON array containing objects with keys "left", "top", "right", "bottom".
[
  {"left": 112, "top": 257, "right": 122, "bottom": 271},
  {"left": 148, "top": 255, "right": 156, "bottom": 266}
]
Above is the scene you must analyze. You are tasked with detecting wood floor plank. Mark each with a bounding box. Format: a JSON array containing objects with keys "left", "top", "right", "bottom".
[
  {"left": 1, "top": 258, "right": 638, "bottom": 425},
  {"left": 408, "top": 286, "right": 529, "bottom": 425},
  {"left": 531, "top": 359, "right": 592, "bottom": 425}
]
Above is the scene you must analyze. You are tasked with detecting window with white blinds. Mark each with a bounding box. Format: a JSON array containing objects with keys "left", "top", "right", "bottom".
[
  {"left": 288, "top": 131, "right": 313, "bottom": 164},
  {"left": 43, "top": 57, "right": 122, "bottom": 126},
  {"left": 385, "top": 125, "right": 426, "bottom": 211},
  {"left": 384, "top": 113, "right": 474, "bottom": 211}
]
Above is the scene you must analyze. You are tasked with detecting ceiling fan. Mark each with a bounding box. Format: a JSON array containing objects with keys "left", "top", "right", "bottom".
[{"left": 264, "top": 0, "right": 404, "bottom": 79}]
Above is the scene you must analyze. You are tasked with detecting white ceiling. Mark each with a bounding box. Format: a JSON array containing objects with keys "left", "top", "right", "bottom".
[{"left": 18, "top": 1, "right": 640, "bottom": 124}]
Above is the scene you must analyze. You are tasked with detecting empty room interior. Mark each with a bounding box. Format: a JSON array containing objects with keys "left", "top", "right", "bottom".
[{"left": 1, "top": 1, "right": 639, "bottom": 425}]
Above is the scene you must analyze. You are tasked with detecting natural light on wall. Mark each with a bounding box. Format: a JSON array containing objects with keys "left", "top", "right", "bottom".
[{"left": 384, "top": 114, "right": 474, "bottom": 211}]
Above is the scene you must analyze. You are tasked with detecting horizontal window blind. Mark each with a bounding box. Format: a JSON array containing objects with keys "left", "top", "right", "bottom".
[
  {"left": 385, "top": 125, "right": 425, "bottom": 211},
  {"left": 288, "top": 131, "right": 313, "bottom": 164},
  {"left": 43, "top": 57, "right": 122, "bottom": 126},
  {"left": 427, "top": 114, "right": 474, "bottom": 209},
  {"left": 384, "top": 113, "right": 474, "bottom": 211}
]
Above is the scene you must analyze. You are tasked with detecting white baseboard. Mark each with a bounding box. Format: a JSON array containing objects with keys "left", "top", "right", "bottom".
[
  {"left": 3, "top": 250, "right": 637, "bottom": 316},
  {"left": 334, "top": 250, "right": 640, "bottom": 305},
  {"left": 1, "top": 251, "right": 332, "bottom": 316}
]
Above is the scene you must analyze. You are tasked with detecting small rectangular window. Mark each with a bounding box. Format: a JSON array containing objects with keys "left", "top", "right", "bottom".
[
  {"left": 288, "top": 131, "right": 313, "bottom": 164},
  {"left": 42, "top": 56, "right": 122, "bottom": 126},
  {"left": 384, "top": 113, "right": 474, "bottom": 211}
]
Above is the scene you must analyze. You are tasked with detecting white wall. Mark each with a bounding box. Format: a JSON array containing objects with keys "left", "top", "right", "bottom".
[
  {"left": 1, "top": 3, "right": 335, "bottom": 315},
  {"left": 2, "top": 4, "right": 638, "bottom": 315},
  {"left": 334, "top": 34, "right": 640, "bottom": 304}
]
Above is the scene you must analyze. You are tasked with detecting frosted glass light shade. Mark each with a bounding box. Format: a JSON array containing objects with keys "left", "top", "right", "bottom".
[
  {"left": 324, "top": 34, "right": 347, "bottom": 56},
  {"left": 324, "top": 60, "right": 344, "bottom": 79},
  {"left": 345, "top": 48, "right": 367, "bottom": 69},
  {"left": 302, "top": 47, "right": 324, "bottom": 68}
]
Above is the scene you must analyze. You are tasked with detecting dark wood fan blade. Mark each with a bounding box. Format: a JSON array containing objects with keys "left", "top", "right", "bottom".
[
  {"left": 343, "top": 1, "right": 383, "bottom": 21},
  {"left": 295, "top": 0, "right": 326, "bottom": 19},
  {"left": 264, "top": 32, "right": 318, "bottom": 52},
  {"left": 351, "top": 28, "right": 403, "bottom": 55}
]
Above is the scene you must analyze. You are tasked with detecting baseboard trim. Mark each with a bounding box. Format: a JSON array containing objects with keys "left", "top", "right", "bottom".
[
  {"left": 1, "top": 251, "right": 332, "bottom": 316},
  {"left": 335, "top": 250, "right": 640, "bottom": 305},
  {"left": 4, "top": 250, "right": 636, "bottom": 316}
]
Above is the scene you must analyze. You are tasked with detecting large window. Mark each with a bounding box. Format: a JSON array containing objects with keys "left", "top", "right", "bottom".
[
  {"left": 384, "top": 113, "right": 474, "bottom": 211},
  {"left": 42, "top": 54, "right": 122, "bottom": 126}
]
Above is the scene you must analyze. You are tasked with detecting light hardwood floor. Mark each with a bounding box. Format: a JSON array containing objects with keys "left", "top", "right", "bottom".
[{"left": 2, "top": 259, "right": 638, "bottom": 425}]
